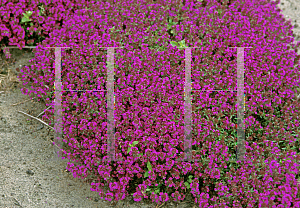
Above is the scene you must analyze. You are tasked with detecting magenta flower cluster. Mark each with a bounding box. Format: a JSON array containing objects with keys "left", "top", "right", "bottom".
[
  {"left": 0, "top": 0, "right": 98, "bottom": 57},
  {"left": 8, "top": 0, "right": 300, "bottom": 207}
]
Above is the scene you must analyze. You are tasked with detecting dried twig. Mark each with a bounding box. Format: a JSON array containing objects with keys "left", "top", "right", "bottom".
[
  {"left": 17, "top": 110, "right": 53, "bottom": 130},
  {"left": 11, "top": 98, "right": 32, "bottom": 106},
  {"left": 156, "top": 202, "right": 165, "bottom": 208},
  {"left": 17, "top": 110, "right": 64, "bottom": 151},
  {"left": 12, "top": 197, "right": 23, "bottom": 208},
  {"left": 36, "top": 106, "right": 51, "bottom": 118}
]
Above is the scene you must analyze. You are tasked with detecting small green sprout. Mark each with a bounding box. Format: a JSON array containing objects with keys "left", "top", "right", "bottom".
[{"left": 21, "top": 11, "right": 33, "bottom": 23}]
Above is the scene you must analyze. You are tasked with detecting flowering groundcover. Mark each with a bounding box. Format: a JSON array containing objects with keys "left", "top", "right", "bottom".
[{"left": 6, "top": 0, "right": 300, "bottom": 207}]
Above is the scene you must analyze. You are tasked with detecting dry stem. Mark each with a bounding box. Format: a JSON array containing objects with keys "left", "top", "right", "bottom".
[
  {"left": 17, "top": 110, "right": 64, "bottom": 151},
  {"left": 11, "top": 98, "right": 33, "bottom": 106}
]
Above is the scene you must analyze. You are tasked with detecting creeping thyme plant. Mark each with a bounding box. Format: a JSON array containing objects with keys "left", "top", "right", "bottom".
[{"left": 2, "top": 0, "right": 300, "bottom": 207}]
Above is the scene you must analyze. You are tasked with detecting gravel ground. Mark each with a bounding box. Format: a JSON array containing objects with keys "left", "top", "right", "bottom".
[
  {"left": 277, "top": 0, "right": 300, "bottom": 53},
  {"left": 0, "top": 1, "right": 300, "bottom": 207}
]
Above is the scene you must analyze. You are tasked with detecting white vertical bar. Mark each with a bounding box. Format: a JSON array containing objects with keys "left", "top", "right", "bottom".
[
  {"left": 106, "top": 48, "right": 116, "bottom": 162},
  {"left": 176, "top": 47, "right": 200, "bottom": 162},
  {"left": 236, "top": 48, "right": 246, "bottom": 162},
  {"left": 230, "top": 46, "right": 252, "bottom": 163},
  {"left": 53, "top": 48, "right": 63, "bottom": 160},
  {"left": 49, "top": 46, "right": 70, "bottom": 161},
  {"left": 183, "top": 48, "right": 192, "bottom": 161}
]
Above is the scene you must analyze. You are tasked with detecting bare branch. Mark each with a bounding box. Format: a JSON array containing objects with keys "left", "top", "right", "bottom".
[{"left": 17, "top": 110, "right": 53, "bottom": 130}]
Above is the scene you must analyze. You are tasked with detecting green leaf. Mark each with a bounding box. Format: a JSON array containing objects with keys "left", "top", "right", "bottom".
[
  {"left": 178, "top": 39, "right": 188, "bottom": 48},
  {"left": 21, "top": 16, "right": 31, "bottom": 23},
  {"left": 145, "top": 26, "right": 151, "bottom": 33},
  {"left": 147, "top": 161, "right": 152, "bottom": 171},
  {"left": 20, "top": 11, "right": 33, "bottom": 23},
  {"left": 109, "top": 26, "right": 115, "bottom": 32},
  {"left": 127, "top": 147, "right": 132, "bottom": 154},
  {"left": 170, "top": 41, "right": 179, "bottom": 47},
  {"left": 184, "top": 181, "right": 190, "bottom": 189},
  {"left": 144, "top": 171, "right": 149, "bottom": 178},
  {"left": 154, "top": 188, "right": 160, "bottom": 194},
  {"left": 93, "top": 40, "right": 99, "bottom": 46},
  {"left": 132, "top": 141, "right": 139, "bottom": 146},
  {"left": 25, "top": 11, "right": 33, "bottom": 17},
  {"left": 38, "top": 5, "right": 45, "bottom": 16}
]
